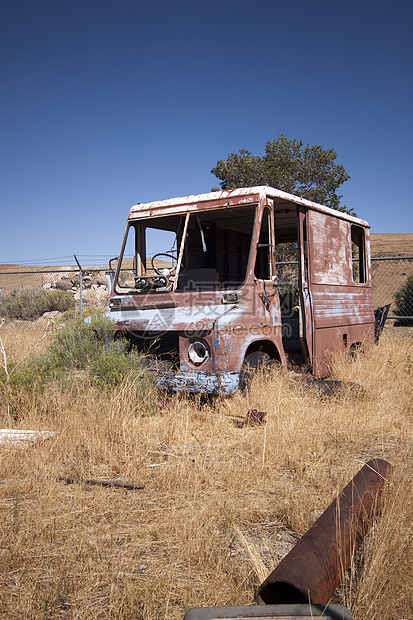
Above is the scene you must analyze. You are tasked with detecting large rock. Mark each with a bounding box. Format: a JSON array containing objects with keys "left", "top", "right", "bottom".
[
  {"left": 93, "top": 275, "right": 107, "bottom": 287},
  {"left": 55, "top": 279, "right": 73, "bottom": 291},
  {"left": 42, "top": 310, "right": 61, "bottom": 319}
]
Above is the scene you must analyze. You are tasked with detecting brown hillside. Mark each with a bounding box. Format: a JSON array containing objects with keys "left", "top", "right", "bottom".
[
  {"left": 0, "top": 265, "right": 82, "bottom": 293},
  {"left": 370, "top": 233, "right": 413, "bottom": 257},
  {"left": 0, "top": 234, "right": 411, "bottom": 273},
  {"left": 1, "top": 237, "right": 412, "bottom": 312}
]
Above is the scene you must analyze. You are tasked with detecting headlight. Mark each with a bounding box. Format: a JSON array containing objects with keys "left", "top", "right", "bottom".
[
  {"left": 109, "top": 297, "right": 121, "bottom": 310},
  {"left": 188, "top": 341, "right": 210, "bottom": 366}
]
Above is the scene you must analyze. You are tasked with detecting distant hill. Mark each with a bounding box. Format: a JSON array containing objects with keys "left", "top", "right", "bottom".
[
  {"left": 0, "top": 234, "right": 411, "bottom": 274},
  {"left": 370, "top": 233, "right": 413, "bottom": 257},
  {"left": 0, "top": 237, "right": 411, "bottom": 317}
]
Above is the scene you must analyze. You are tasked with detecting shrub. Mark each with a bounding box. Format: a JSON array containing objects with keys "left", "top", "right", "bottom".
[
  {"left": 394, "top": 274, "right": 413, "bottom": 326},
  {"left": 38, "top": 290, "right": 75, "bottom": 314},
  {"left": 90, "top": 348, "right": 144, "bottom": 387},
  {"left": 47, "top": 315, "right": 144, "bottom": 385},
  {"left": 6, "top": 353, "right": 53, "bottom": 390},
  {"left": 47, "top": 318, "right": 108, "bottom": 373},
  {"left": 2, "top": 314, "right": 151, "bottom": 393},
  {"left": 0, "top": 288, "right": 74, "bottom": 320}
]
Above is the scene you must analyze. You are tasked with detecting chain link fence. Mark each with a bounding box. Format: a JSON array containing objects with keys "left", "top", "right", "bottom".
[
  {"left": 0, "top": 266, "right": 110, "bottom": 319},
  {"left": 0, "top": 256, "right": 412, "bottom": 325},
  {"left": 371, "top": 256, "right": 413, "bottom": 324}
]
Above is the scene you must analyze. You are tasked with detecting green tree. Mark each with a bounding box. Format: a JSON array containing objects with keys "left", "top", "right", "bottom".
[{"left": 211, "top": 134, "right": 352, "bottom": 213}]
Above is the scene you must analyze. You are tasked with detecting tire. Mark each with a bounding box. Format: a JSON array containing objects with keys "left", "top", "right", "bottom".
[{"left": 239, "top": 351, "right": 272, "bottom": 393}]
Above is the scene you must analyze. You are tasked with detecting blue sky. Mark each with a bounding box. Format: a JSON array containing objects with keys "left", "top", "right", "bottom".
[{"left": 1, "top": 0, "right": 412, "bottom": 265}]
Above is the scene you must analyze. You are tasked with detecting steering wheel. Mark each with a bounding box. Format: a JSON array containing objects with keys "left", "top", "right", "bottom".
[
  {"left": 151, "top": 252, "right": 178, "bottom": 276},
  {"left": 151, "top": 253, "right": 187, "bottom": 279}
]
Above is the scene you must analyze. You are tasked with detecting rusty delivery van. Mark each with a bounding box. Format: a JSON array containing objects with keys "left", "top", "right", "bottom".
[{"left": 107, "top": 186, "right": 375, "bottom": 394}]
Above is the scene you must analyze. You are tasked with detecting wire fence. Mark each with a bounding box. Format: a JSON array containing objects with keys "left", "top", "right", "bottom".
[
  {"left": 0, "top": 266, "right": 110, "bottom": 319},
  {"left": 370, "top": 256, "right": 413, "bottom": 324},
  {"left": 0, "top": 256, "right": 412, "bottom": 325}
]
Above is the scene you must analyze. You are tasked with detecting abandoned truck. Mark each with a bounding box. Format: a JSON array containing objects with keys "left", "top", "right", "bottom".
[{"left": 107, "top": 186, "right": 375, "bottom": 394}]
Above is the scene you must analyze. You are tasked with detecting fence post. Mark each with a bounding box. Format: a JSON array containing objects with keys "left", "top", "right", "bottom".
[{"left": 74, "top": 255, "right": 83, "bottom": 319}]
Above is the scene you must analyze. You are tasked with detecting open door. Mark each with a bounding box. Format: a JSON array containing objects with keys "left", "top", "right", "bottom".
[
  {"left": 254, "top": 205, "right": 279, "bottom": 325},
  {"left": 298, "top": 208, "right": 313, "bottom": 365}
]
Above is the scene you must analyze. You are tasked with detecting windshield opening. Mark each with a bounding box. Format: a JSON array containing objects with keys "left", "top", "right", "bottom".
[{"left": 115, "top": 205, "right": 257, "bottom": 293}]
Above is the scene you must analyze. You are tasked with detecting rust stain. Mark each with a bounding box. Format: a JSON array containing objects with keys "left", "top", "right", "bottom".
[
  {"left": 107, "top": 186, "right": 375, "bottom": 393},
  {"left": 257, "top": 459, "right": 393, "bottom": 605}
]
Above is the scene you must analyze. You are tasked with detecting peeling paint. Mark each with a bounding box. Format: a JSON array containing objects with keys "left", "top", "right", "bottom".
[{"left": 156, "top": 371, "right": 240, "bottom": 395}]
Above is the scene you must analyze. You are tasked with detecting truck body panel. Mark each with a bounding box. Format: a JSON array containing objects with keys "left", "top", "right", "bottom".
[{"left": 108, "top": 186, "right": 374, "bottom": 393}]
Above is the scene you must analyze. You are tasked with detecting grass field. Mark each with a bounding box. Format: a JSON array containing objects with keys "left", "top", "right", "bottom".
[{"left": 0, "top": 320, "right": 412, "bottom": 619}]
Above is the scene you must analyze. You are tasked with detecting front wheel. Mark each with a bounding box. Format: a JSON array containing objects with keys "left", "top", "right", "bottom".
[{"left": 239, "top": 351, "right": 273, "bottom": 393}]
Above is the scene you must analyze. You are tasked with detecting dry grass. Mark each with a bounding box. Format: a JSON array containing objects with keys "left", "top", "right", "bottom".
[
  {"left": 0, "top": 325, "right": 412, "bottom": 619},
  {"left": 1, "top": 318, "right": 59, "bottom": 365}
]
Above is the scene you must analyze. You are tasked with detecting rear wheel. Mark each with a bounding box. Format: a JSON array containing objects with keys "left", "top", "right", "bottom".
[{"left": 239, "top": 351, "right": 272, "bottom": 393}]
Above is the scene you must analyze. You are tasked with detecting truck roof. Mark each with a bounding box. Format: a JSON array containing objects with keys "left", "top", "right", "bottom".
[{"left": 128, "top": 185, "right": 369, "bottom": 228}]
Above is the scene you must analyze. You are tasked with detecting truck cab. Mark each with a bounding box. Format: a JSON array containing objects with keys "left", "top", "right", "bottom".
[{"left": 108, "top": 186, "right": 374, "bottom": 394}]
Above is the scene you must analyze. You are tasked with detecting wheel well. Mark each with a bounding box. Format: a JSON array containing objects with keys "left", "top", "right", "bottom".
[
  {"left": 349, "top": 341, "right": 365, "bottom": 358},
  {"left": 244, "top": 340, "right": 281, "bottom": 363}
]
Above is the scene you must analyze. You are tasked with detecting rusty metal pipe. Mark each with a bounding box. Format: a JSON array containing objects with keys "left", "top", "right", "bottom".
[
  {"left": 58, "top": 477, "right": 145, "bottom": 490},
  {"left": 257, "top": 459, "right": 392, "bottom": 605}
]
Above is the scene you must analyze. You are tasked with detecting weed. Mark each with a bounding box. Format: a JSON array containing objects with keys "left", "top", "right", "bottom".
[{"left": 0, "top": 287, "right": 74, "bottom": 320}]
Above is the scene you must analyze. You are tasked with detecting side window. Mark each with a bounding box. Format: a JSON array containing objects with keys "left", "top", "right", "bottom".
[
  {"left": 351, "top": 225, "right": 366, "bottom": 283},
  {"left": 255, "top": 207, "right": 273, "bottom": 280}
]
